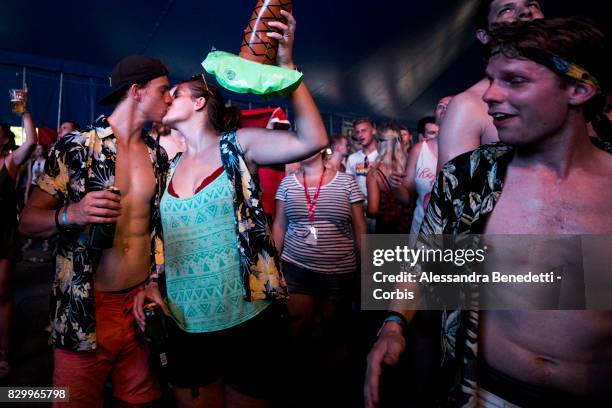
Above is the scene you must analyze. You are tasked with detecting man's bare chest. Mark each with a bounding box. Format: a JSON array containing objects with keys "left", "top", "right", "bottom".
[
  {"left": 114, "top": 146, "right": 156, "bottom": 206},
  {"left": 484, "top": 172, "right": 612, "bottom": 234}
]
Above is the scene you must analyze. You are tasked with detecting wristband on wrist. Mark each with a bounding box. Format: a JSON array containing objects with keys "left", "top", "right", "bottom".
[
  {"left": 55, "top": 203, "right": 73, "bottom": 232},
  {"left": 376, "top": 312, "right": 408, "bottom": 338},
  {"left": 387, "top": 311, "right": 409, "bottom": 328},
  {"left": 61, "top": 205, "right": 69, "bottom": 226}
]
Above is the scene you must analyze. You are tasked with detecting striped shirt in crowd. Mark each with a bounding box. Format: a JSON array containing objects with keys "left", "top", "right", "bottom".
[{"left": 275, "top": 171, "right": 365, "bottom": 274}]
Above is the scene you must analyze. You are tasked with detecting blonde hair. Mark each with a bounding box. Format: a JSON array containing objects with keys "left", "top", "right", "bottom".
[{"left": 373, "top": 123, "right": 407, "bottom": 174}]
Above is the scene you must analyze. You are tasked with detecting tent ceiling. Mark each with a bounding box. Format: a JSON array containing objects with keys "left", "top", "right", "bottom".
[{"left": 0, "top": 0, "right": 607, "bottom": 124}]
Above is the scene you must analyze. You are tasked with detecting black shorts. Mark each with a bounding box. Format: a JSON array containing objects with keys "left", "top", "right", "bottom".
[
  {"left": 281, "top": 260, "right": 355, "bottom": 301},
  {"left": 166, "top": 302, "right": 290, "bottom": 399}
]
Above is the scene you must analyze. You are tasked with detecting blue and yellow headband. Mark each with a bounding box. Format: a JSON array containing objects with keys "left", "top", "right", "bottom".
[{"left": 492, "top": 47, "right": 601, "bottom": 93}]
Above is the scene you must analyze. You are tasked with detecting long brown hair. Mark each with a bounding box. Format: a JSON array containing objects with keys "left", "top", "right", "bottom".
[{"left": 182, "top": 76, "right": 242, "bottom": 133}]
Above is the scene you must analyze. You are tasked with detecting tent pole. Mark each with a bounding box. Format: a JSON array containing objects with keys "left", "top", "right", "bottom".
[
  {"left": 57, "top": 72, "right": 64, "bottom": 131},
  {"left": 22, "top": 67, "right": 26, "bottom": 142},
  {"left": 89, "top": 78, "right": 95, "bottom": 123}
]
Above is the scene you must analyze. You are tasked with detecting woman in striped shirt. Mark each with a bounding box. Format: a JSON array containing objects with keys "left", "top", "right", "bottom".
[{"left": 272, "top": 149, "right": 366, "bottom": 375}]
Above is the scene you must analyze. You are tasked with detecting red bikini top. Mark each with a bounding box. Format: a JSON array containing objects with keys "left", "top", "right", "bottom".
[{"left": 167, "top": 165, "right": 224, "bottom": 198}]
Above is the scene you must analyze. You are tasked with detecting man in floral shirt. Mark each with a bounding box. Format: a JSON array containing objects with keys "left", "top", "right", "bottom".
[
  {"left": 366, "top": 18, "right": 612, "bottom": 407},
  {"left": 20, "top": 55, "right": 171, "bottom": 406}
]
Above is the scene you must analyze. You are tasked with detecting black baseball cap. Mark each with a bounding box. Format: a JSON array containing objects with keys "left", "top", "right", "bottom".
[{"left": 99, "top": 55, "right": 169, "bottom": 106}]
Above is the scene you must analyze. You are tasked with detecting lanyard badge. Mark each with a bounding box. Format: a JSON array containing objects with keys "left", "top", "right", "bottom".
[{"left": 303, "top": 170, "right": 325, "bottom": 245}]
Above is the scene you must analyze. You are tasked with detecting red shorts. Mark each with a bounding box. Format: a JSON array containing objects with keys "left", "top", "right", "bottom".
[{"left": 53, "top": 284, "right": 161, "bottom": 407}]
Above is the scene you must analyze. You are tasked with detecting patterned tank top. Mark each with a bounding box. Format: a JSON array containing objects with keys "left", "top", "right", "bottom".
[{"left": 161, "top": 163, "right": 269, "bottom": 333}]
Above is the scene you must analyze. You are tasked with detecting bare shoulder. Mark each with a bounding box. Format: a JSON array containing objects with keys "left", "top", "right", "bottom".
[
  {"left": 438, "top": 81, "right": 495, "bottom": 166},
  {"left": 441, "top": 90, "right": 491, "bottom": 139},
  {"left": 366, "top": 165, "right": 377, "bottom": 179},
  {"left": 446, "top": 89, "right": 487, "bottom": 116},
  {"left": 235, "top": 127, "right": 252, "bottom": 146},
  {"left": 464, "top": 77, "right": 490, "bottom": 98},
  {"left": 409, "top": 141, "right": 425, "bottom": 158},
  {"left": 366, "top": 164, "right": 383, "bottom": 182},
  {"left": 444, "top": 78, "right": 490, "bottom": 119},
  {"left": 594, "top": 148, "right": 612, "bottom": 177}
]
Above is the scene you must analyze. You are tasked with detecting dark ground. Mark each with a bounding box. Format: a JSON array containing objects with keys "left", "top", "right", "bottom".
[{"left": 1, "top": 240, "right": 54, "bottom": 407}]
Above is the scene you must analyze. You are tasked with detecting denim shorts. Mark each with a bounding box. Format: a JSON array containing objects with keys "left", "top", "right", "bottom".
[{"left": 281, "top": 260, "right": 355, "bottom": 301}]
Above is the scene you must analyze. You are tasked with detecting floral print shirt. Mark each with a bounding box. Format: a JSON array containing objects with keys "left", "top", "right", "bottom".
[
  {"left": 219, "top": 131, "right": 287, "bottom": 301},
  {"left": 419, "top": 138, "right": 611, "bottom": 406},
  {"left": 419, "top": 143, "right": 514, "bottom": 407},
  {"left": 37, "top": 116, "right": 168, "bottom": 351}
]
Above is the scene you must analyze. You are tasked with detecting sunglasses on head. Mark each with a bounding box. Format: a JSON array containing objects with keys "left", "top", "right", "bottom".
[{"left": 188, "top": 73, "right": 211, "bottom": 94}]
